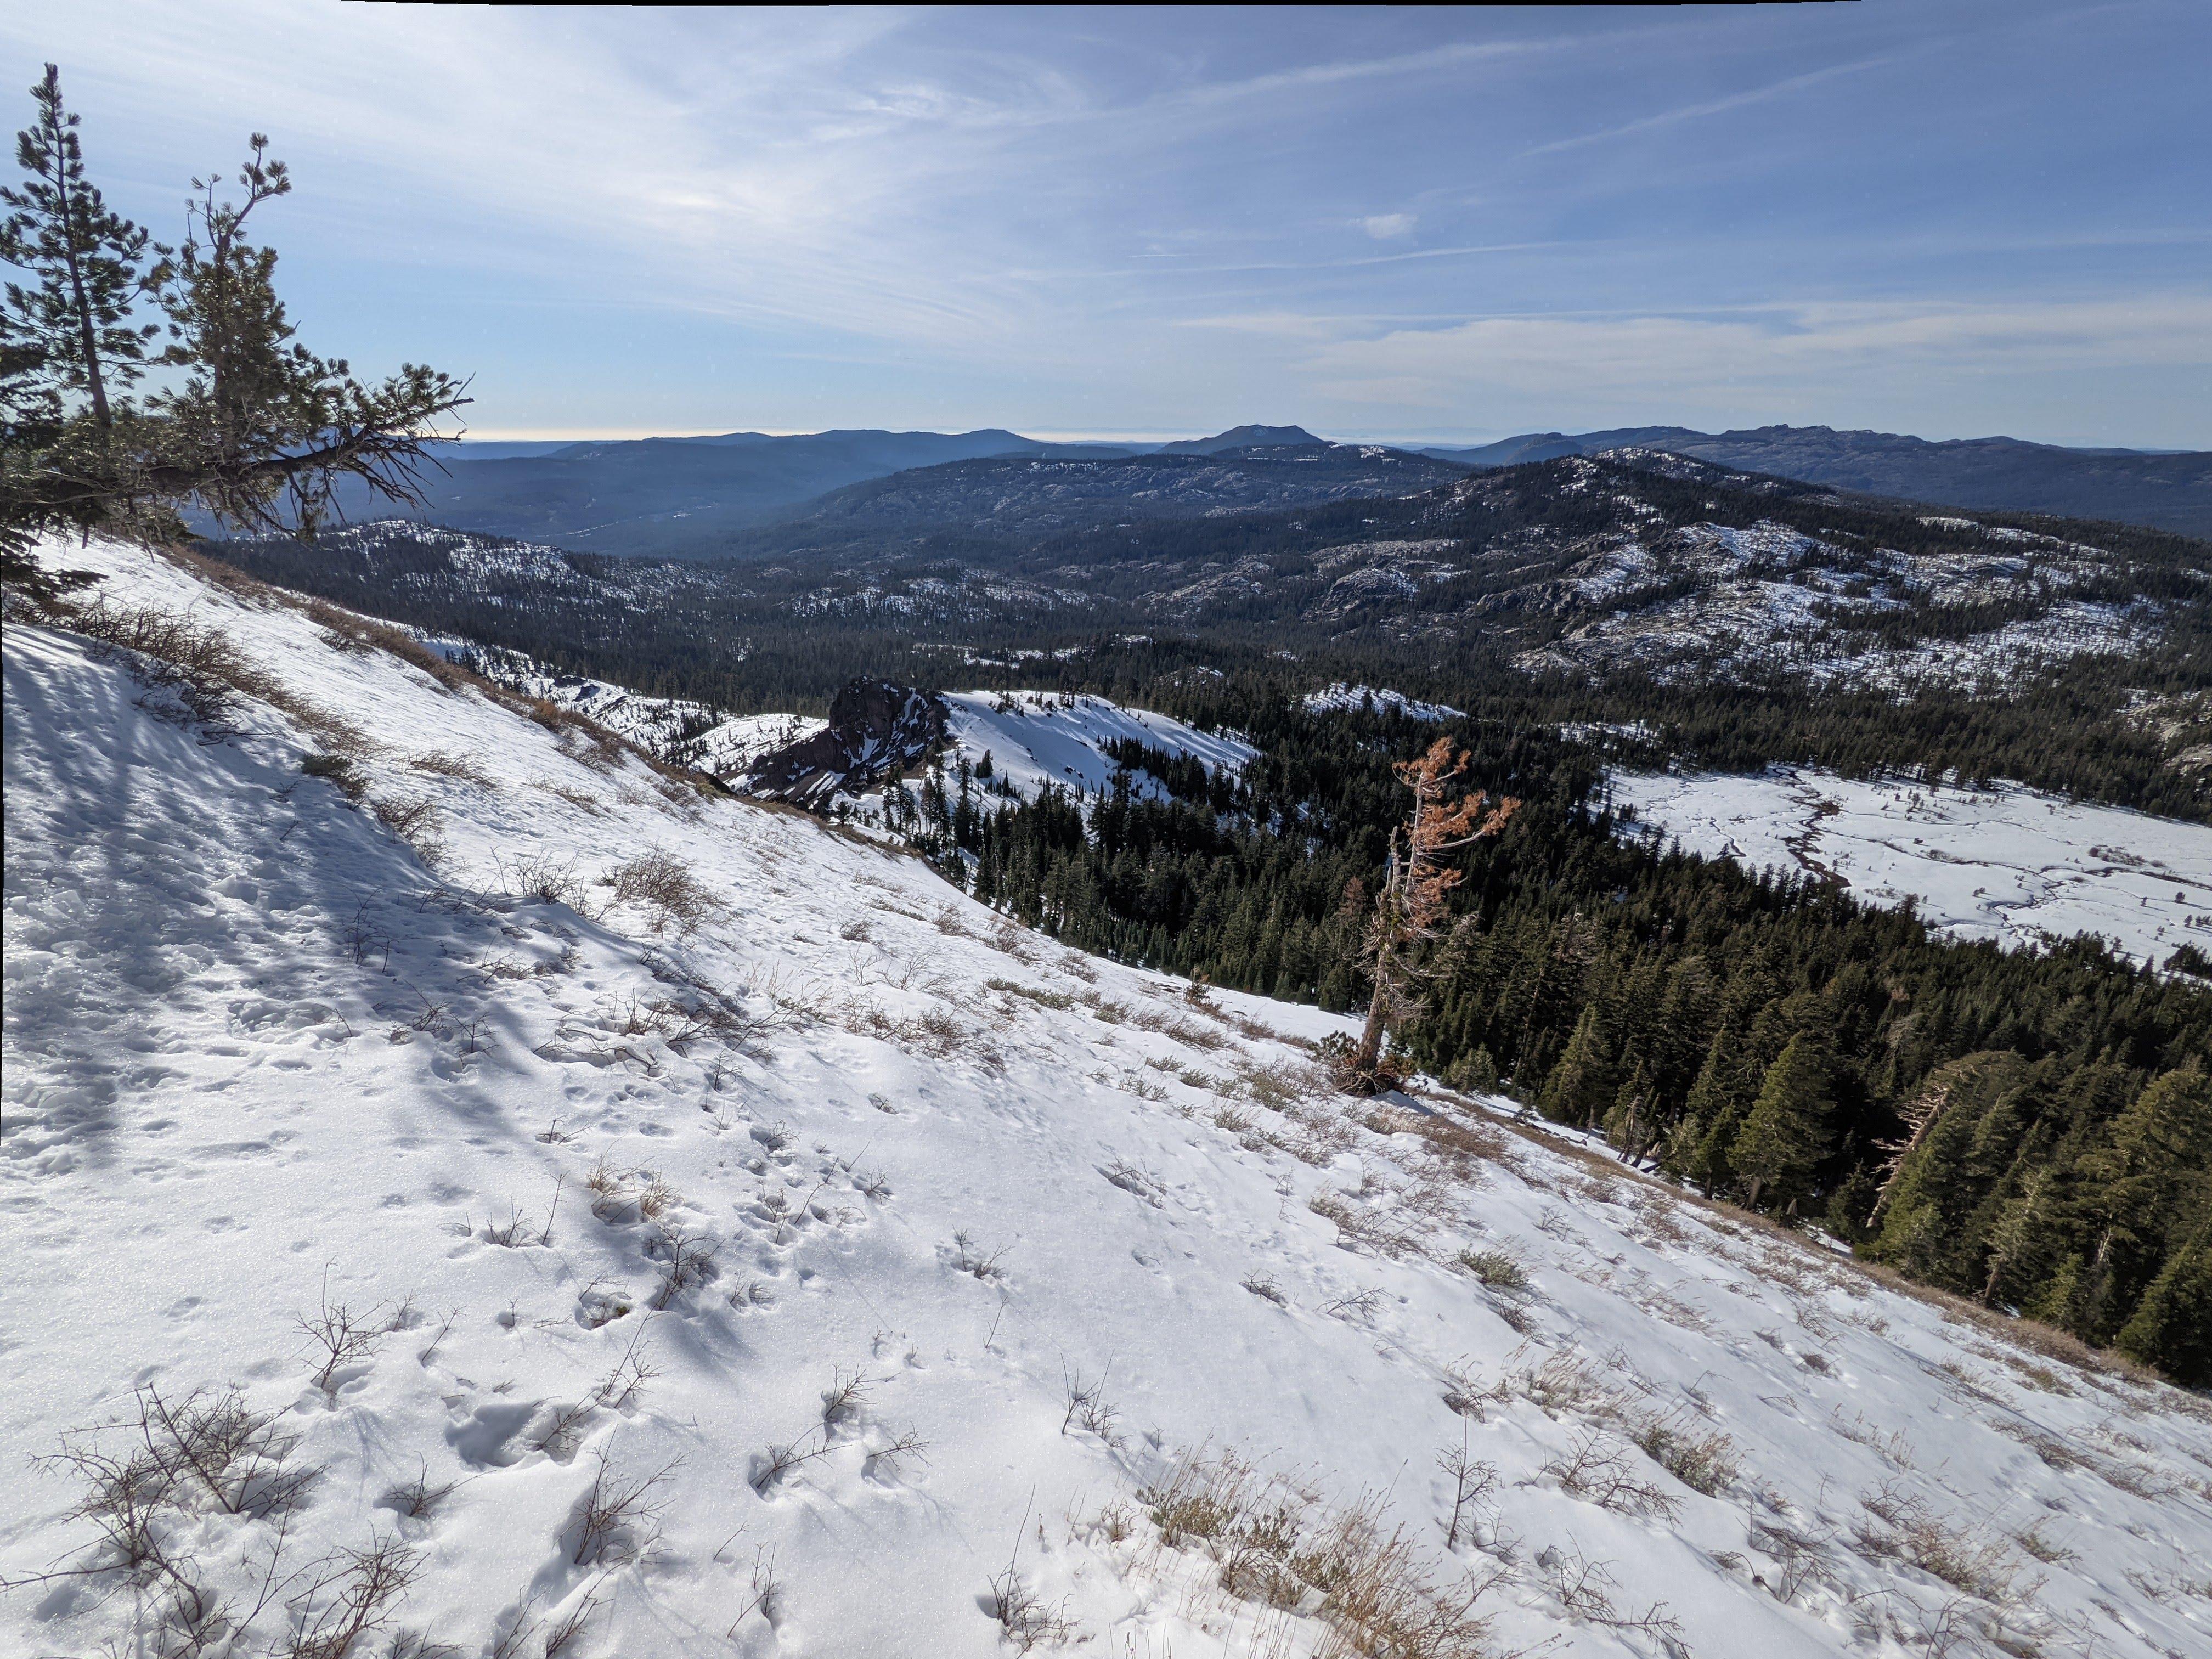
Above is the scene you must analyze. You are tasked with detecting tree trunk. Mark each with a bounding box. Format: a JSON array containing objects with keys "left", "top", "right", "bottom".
[{"left": 1353, "top": 972, "right": 1390, "bottom": 1076}]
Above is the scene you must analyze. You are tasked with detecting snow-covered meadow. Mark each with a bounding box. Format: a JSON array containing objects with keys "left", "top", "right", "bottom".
[
  {"left": 5, "top": 539, "right": 2211, "bottom": 1659},
  {"left": 1610, "top": 768, "right": 2212, "bottom": 967}
]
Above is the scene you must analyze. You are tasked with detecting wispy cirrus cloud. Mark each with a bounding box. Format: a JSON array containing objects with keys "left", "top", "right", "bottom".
[{"left": 9, "top": 1, "right": 2202, "bottom": 444}]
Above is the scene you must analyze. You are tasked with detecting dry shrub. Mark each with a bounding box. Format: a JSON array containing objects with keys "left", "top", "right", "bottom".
[
  {"left": 408, "top": 749, "right": 495, "bottom": 787},
  {"left": 1142, "top": 1449, "right": 1494, "bottom": 1659},
  {"left": 1102, "top": 1158, "right": 1164, "bottom": 1207},
  {"left": 300, "top": 598, "right": 469, "bottom": 693},
  {"left": 497, "top": 853, "right": 595, "bottom": 912},
  {"left": 54, "top": 595, "right": 373, "bottom": 760},
  {"left": 1854, "top": 1482, "right": 2032, "bottom": 1604},
  {"left": 298, "top": 1285, "right": 388, "bottom": 1396},
  {"left": 1494, "top": 1347, "right": 1623, "bottom": 1420},
  {"left": 1532, "top": 1541, "right": 1684, "bottom": 1639},
  {"left": 54, "top": 596, "right": 266, "bottom": 723},
  {"left": 283, "top": 1535, "right": 421, "bottom": 1659},
  {"left": 569, "top": 1449, "right": 678, "bottom": 1566},
  {"left": 988, "top": 977, "right": 1075, "bottom": 1011},
  {"left": 986, "top": 1567, "right": 1070, "bottom": 1652},
  {"left": 370, "top": 796, "right": 444, "bottom": 867},
  {"left": 1536, "top": 1429, "right": 1682, "bottom": 1521},
  {"left": 1239, "top": 1057, "right": 1331, "bottom": 1112},
  {"left": 1629, "top": 1408, "right": 1739, "bottom": 1496},
  {"left": 1456, "top": 1249, "right": 1530, "bottom": 1295},
  {"left": 303, "top": 752, "right": 368, "bottom": 802},
  {"left": 607, "top": 850, "right": 720, "bottom": 934}
]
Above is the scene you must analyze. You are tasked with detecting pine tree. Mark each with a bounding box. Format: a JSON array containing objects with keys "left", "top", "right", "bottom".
[
  {"left": 2115, "top": 1215, "right": 2211, "bottom": 1386},
  {"left": 1, "top": 65, "right": 157, "bottom": 430},
  {"left": 1731, "top": 1031, "right": 1833, "bottom": 1212},
  {"left": 144, "top": 134, "right": 469, "bottom": 535},
  {"left": 2, "top": 82, "right": 470, "bottom": 564},
  {"left": 1540, "top": 1002, "right": 1615, "bottom": 1127},
  {"left": 1669, "top": 1026, "right": 1747, "bottom": 1193}
]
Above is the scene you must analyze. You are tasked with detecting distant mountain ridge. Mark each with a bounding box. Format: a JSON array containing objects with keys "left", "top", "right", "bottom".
[
  {"left": 1419, "top": 424, "right": 2212, "bottom": 535},
  {"left": 342, "top": 427, "right": 1155, "bottom": 555},
  {"left": 731, "top": 441, "right": 1468, "bottom": 552},
  {"left": 353, "top": 423, "right": 1426, "bottom": 556},
  {"left": 362, "top": 420, "right": 2209, "bottom": 553}
]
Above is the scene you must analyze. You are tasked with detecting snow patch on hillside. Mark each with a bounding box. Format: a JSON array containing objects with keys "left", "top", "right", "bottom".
[
  {"left": 6, "top": 538, "right": 2211, "bottom": 1659},
  {"left": 941, "top": 689, "right": 1255, "bottom": 802},
  {"left": 413, "top": 636, "right": 822, "bottom": 780},
  {"left": 1518, "top": 518, "right": 2176, "bottom": 691},
  {"left": 1302, "top": 683, "right": 1466, "bottom": 722},
  {"left": 1611, "top": 766, "right": 2212, "bottom": 966}
]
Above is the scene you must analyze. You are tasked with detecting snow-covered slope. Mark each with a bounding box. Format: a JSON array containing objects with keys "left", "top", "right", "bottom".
[
  {"left": 420, "top": 637, "right": 827, "bottom": 780},
  {"left": 7, "top": 540, "right": 2212, "bottom": 1659},
  {"left": 941, "top": 690, "right": 1255, "bottom": 802},
  {"left": 1508, "top": 504, "right": 2184, "bottom": 691},
  {"left": 1612, "top": 767, "right": 2212, "bottom": 967},
  {"left": 1301, "top": 684, "right": 1466, "bottom": 723}
]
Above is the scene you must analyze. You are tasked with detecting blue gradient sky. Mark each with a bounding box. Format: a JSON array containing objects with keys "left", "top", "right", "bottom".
[{"left": 14, "top": 2, "right": 2209, "bottom": 445}]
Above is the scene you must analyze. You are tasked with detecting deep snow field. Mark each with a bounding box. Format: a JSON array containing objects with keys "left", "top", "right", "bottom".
[
  {"left": 6, "top": 538, "right": 2212, "bottom": 1659},
  {"left": 1609, "top": 768, "right": 2212, "bottom": 968}
]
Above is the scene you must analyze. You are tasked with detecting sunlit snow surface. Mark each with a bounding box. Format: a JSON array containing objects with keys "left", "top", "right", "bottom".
[
  {"left": 1611, "top": 767, "right": 2212, "bottom": 966},
  {"left": 7, "top": 539, "right": 2212, "bottom": 1659},
  {"left": 940, "top": 689, "right": 1255, "bottom": 801},
  {"left": 1300, "top": 682, "right": 1466, "bottom": 722}
]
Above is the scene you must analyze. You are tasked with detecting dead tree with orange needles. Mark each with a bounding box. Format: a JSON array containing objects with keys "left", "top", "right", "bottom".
[{"left": 1349, "top": 738, "right": 1518, "bottom": 1087}]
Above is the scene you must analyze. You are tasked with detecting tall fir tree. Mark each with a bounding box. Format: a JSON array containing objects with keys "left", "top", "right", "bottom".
[
  {"left": 0, "top": 65, "right": 157, "bottom": 430},
  {"left": 1540, "top": 1002, "right": 1616, "bottom": 1128},
  {"left": 1731, "top": 1031, "right": 1834, "bottom": 1211}
]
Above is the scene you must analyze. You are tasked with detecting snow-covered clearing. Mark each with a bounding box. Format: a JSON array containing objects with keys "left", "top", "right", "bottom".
[
  {"left": 6, "top": 539, "right": 2211, "bottom": 1659},
  {"left": 1610, "top": 768, "right": 2212, "bottom": 967},
  {"left": 941, "top": 690, "right": 1255, "bottom": 803}
]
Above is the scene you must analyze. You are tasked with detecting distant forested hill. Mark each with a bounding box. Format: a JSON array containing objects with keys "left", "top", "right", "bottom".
[{"left": 1421, "top": 425, "right": 2211, "bottom": 537}]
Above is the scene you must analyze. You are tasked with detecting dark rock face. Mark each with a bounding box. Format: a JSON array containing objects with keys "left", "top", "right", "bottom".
[{"left": 742, "top": 678, "right": 948, "bottom": 807}]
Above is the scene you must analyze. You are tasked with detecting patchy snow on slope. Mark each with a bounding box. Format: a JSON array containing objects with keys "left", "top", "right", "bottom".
[
  {"left": 416, "top": 637, "right": 823, "bottom": 780},
  {"left": 1516, "top": 516, "right": 2176, "bottom": 693},
  {"left": 1301, "top": 682, "right": 1466, "bottom": 722},
  {"left": 1611, "top": 766, "right": 2212, "bottom": 966},
  {"left": 7, "top": 539, "right": 2212, "bottom": 1659},
  {"left": 941, "top": 689, "right": 1255, "bottom": 802}
]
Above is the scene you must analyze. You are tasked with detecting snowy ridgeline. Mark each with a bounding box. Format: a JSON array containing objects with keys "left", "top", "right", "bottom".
[
  {"left": 939, "top": 689, "right": 1256, "bottom": 802},
  {"left": 1610, "top": 768, "right": 2212, "bottom": 968},
  {"left": 6, "top": 538, "right": 2212, "bottom": 1659},
  {"left": 1300, "top": 682, "right": 1466, "bottom": 723}
]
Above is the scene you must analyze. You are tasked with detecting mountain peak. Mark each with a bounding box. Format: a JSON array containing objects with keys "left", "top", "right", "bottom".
[{"left": 1154, "top": 423, "right": 1323, "bottom": 456}]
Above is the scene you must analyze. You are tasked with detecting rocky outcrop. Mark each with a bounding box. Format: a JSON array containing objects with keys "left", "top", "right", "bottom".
[{"left": 740, "top": 678, "right": 947, "bottom": 807}]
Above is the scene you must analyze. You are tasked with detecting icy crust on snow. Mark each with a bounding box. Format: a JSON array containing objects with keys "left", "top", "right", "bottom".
[
  {"left": 7, "top": 541, "right": 2212, "bottom": 1659},
  {"left": 1300, "top": 683, "right": 1466, "bottom": 723},
  {"left": 1611, "top": 767, "right": 2212, "bottom": 967},
  {"left": 940, "top": 689, "right": 1256, "bottom": 803}
]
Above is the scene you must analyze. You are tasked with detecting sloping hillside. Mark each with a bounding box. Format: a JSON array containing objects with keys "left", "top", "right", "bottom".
[{"left": 6, "top": 540, "right": 2211, "bottom": 1659}]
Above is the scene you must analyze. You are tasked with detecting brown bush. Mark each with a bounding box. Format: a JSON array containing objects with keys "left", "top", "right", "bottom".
[{"left": 607, "top": 850, "right": 721, "bottom": 934}]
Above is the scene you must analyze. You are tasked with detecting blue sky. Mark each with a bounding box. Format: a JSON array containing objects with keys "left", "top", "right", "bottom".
[{"left": 14, "top": 2, "right": 2209, "bottom": 445}]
